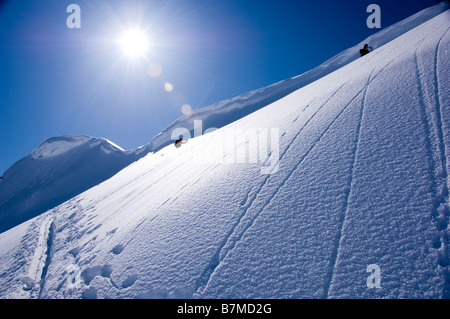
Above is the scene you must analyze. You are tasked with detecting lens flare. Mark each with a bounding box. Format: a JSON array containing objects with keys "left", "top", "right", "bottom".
[
  {"left": 164, "top": 82, "right": 174, "bottom": 92},
  {"left": 118, "top": 28, "right": 150, "bottom": 59},
  {"left": 147, "top": 63, "right": 162, "bottom": 77},
  {"left": 181, "top": 104, "right": 192, "bottom": 115}
]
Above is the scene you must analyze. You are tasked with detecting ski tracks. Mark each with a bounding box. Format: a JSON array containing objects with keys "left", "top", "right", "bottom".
[
  {"left": 415, "top": 26, "right": 450, "bottom": 298},
  {"left": 323, "top": 66, "right": 379, "bottom": 298},
  {"left": 193, "top": 83, "right": 347, "bottom": 296},
  {"left": 323, "top": 32, "right": 443, "bottom": 297},
  {"left": 11, "top": 213, "right": 56, "bottom": 298},
  {"left": 196, "top": 61, "right": 394, "bottom": 296}
]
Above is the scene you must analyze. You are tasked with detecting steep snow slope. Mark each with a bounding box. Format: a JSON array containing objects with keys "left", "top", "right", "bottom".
[
  {"left": 144, "top": 1, "right": 450, "bottom": 152},
  {"left": 0, "top": 136, "right": 140, "bottom": 233},
  {"left": 0, "top": 6, "right": 449, "bottom": 299},
  {"left": 1, "top": 2, "right": 448, "bottom": 236}
]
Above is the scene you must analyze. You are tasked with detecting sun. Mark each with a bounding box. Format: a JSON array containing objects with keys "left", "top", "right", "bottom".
[{"left": 118, "top": 28, "right": 150, "bottom": 59}]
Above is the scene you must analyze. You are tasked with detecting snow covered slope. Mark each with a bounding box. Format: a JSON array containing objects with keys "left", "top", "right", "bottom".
[
  {"left": 144, "top": 1, "right": 450, "bottom": 152},
  {"left": 0, "top": 5, "right": 449, "bottom": 299},
  {"left": 1, "top": 2, "right": 448, "bottom": 237},
  {"left": 0, "top": 136, "right": 141, "bottom": 233}
]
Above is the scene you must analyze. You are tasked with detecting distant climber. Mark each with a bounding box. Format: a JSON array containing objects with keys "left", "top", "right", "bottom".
[
  {"left": 175, "top": 136, "right": 187, "bottom": 148},
  {"left": 359, "top": 44, "right": 373, "bottom": 57}
]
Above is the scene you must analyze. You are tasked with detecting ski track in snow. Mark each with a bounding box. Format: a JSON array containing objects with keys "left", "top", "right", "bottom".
[
  {"left": 0, "top": 213, "right": 55, "bottom": 298},
  {"left": 322, "top": 68, "right": 375, "bottom": 299},
  {"left": 30, "top": 216, "right": 55, "bottom": 298},
  {"left": 431, "top": 25, "right": 450, "bottom": 297},
  {"left": 194, "top": 83, "right": 348, "bottom": 295},
  {"left": 414, "top": 24, "right": 450, "bottom": 298},
  {"left": 325, "top": 48, "right": 405, "bottom": 296},
  {"left": 436, "top": 27, "right": 450, "bottom": 299},
  {"left": 198, "top": 52, "right": 399, "bottom": 297},
  {"left": 200, "top": 12, "right": 450, "bottom": 298}
]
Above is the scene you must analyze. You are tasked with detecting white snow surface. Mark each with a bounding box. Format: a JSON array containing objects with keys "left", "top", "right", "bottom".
[
  {"left": 1, "top": 1, "right": 448, "bottom": 237},
  {"left": 0, "top": 4, "right": 449, "bottom": 299}
]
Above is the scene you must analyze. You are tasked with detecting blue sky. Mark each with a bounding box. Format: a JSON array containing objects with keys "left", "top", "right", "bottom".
[{"left": 0, "top": 0, "right": 444, "bottom": 174}]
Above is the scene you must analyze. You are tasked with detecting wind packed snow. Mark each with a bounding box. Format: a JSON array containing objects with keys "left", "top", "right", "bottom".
[{"left": 0, "top": 4, "right": 449, "bottom": 299}]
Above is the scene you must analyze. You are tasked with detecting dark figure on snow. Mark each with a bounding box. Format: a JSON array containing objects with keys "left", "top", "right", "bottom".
[
  {"left": 360, "top": 44, "right": 373, "bottom": 57},
  {"left": 175, "top": 136, "right": 186, "bottom": 148}
]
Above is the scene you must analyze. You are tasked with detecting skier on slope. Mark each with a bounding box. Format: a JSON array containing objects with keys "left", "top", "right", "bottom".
[
  {"left": 359, "top": 44, "right": 373, "bottom": 57},
  {"left": 175, "top": 135, "right": 187, "bottom": 148}
]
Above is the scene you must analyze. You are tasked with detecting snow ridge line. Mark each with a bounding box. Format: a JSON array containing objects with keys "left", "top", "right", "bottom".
[
  {"left": 322, "top": 67, "right": 376, "bottom": 299},
  {"left": 193, "top": 83, "right": 347, "bottom": 296}
]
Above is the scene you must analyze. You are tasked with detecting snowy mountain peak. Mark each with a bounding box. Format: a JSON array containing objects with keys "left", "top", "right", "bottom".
[
  {"left": 0, "top": 135, "right": 140, "bottom": 234},
  {"left": 30, "top": 135, "right": 124, "bottom": 160}
]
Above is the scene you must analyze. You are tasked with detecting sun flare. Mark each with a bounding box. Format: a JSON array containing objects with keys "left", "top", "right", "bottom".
[{"left": 118, "top": 28, "right": 150, "bottom": 59}]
